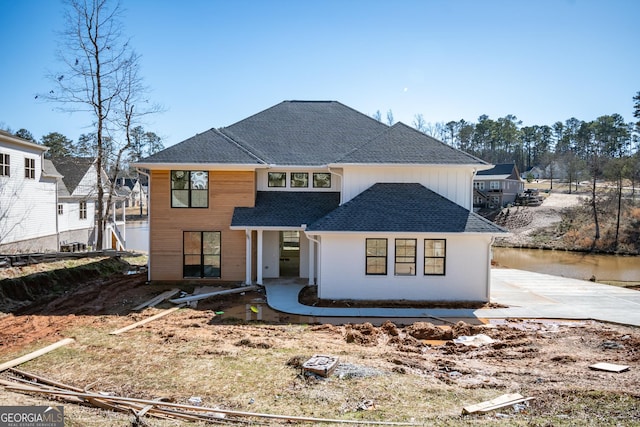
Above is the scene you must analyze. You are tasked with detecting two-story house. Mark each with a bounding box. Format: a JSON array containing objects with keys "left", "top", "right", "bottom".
[
  {"left": 473, "top": 163, "right": 524, "bottom": 209},
  {"left": 0, "top": 130, "right": 60, "bottom": 252},
  {"left": 136, "top": 101, "right": 507, "bottom": 302}
]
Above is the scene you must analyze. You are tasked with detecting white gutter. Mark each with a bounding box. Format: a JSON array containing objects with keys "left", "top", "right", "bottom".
[
  {"left": 327, "top": 167, "right": 344, "bottom": 205},
  {"left": 133, "top": 162, "right": 266, "bottom": 171},
  {"left": 136, "top": 168, "right": 151, "bottom": 282}
]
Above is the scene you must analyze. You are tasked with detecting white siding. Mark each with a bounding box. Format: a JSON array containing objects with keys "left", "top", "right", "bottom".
[
  {"left": 341, "top": 166, "right": 474, "bottom": 209},
  {"left": 0, "top": 140, "right": 56, "bottom": 247},
  {"left": 315, "top": 232, "right": 492, "bottom": 301},
  {"left": 58, "top": 200, "right": 96, "bottom": 233}
]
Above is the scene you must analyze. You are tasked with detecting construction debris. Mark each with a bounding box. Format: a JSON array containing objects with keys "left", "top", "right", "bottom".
[
  {"left": 168, "top": 285, "right": 259, "bottom": 304},
  {"left": 0, "top": 338, "right": 75, "bottom": 372},
  {"left": 462, "top": 393, "right": 534, "bottom": 415},
  {"left": 302, "top": 354, "right": 339, "bottom": 377},
  {"left": 2, "top": 370, "right": 418, "bottom": 425},
  {"left": 133, "top": 288, "right": 180, "bottom": 311},
  {"left": 453, "top": 334, "right": 495, "bottom": 347},
  {"left": 589, "top": 362, "right": 630, "bottom": 373},
  {"left": 109, "top": 306, "right": 184, "bottom": 335}
]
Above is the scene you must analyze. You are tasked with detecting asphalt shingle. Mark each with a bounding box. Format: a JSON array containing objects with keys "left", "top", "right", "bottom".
[
  {"left": 231, "top": 191, "right": 340, "bottom": 227},
  {"left": 306, "top": 183, "right": 508, "bottom": 233}
]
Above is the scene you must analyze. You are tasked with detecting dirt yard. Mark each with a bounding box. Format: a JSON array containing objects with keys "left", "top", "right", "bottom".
[{"left": 0, "top": 257, "right": 638, "bottom": 426}]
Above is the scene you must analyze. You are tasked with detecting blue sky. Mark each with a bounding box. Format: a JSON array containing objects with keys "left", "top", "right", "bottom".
[{"left": 0, "top": 0, "right": 638, "bottom": 147}]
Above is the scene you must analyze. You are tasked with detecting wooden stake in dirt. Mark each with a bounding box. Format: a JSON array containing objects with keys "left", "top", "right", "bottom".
[
  {"left": 0, "top": 338, "right": 75, "bottom": 372},
  {"left": 109, "top": 306, "right": 184, "bottom": 335}
]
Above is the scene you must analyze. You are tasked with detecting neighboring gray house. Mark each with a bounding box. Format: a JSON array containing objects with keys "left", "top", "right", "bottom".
[{"left": 473, "top": 163, "right": 524, "bottom": 209}]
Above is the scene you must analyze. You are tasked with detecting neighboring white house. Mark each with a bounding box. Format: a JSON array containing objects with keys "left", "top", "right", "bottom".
[
  {"left": 0, "top": 130, "right": 60, "bottom": 252},
  {"left": 0, "top": 132, "right": 126, "bottom": 253},
  {"left": 136, "top": 101, "right": 508, "bottom": 303}
]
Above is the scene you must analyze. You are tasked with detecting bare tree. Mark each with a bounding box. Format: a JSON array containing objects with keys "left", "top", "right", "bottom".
[
  {"left": 43, "top": 0, "right": 159, "bottom": 249},
  {"left": 386, "top": 109, "right": 394, "bottom": 126},
  {"left": 412, "top": 114, "right": 426, "bottom": 133}
]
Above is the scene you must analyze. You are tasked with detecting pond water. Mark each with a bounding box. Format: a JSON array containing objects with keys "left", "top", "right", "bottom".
[
  {"left": 492, "top": 247, "right": 640, "bottom": 283},
  {"left": 125, "top": 221, "right": 149, "bottom": 253}
]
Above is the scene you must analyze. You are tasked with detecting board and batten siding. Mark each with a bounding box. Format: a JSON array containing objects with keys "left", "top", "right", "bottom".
[
  {"left": 340, "top": 166, "right": 475, "bottom": 210},
  {"left": 149, "top": 170, "right": 255, "bottom": 281},
  {"left": 315, "top": 233, "right": 492, "bottom": 302}
]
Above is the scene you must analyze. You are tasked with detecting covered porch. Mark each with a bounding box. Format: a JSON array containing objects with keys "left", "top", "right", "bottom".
[{"left": 230, "top": 191, "right": 340, "bottom": 286}]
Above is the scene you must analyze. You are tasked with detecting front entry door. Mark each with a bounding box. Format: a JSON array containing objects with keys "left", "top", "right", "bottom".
[{"left": 279, "top": 231, "right": 300, "bottom": 277}]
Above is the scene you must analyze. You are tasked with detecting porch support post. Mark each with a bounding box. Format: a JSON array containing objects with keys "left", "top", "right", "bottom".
[
  {"left": 245, "top": 230, "right": 252, "bottom": 285},
  {"left": 308, "top": 236, "right": 315, "bottom": 285},
  {"left": 256, "top": 229, "right": 263, "bottom": 285}
]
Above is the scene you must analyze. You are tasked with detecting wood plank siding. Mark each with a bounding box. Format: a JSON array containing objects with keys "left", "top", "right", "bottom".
[{"left": 149, "top": 170, "right": 255, "bottom": 281}]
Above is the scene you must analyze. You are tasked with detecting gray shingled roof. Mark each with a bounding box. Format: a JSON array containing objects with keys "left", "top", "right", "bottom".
[
  {"left": 306, "top": 183, "right": 508, "bottom": 233},
  {"left": 140, "top": 128, "right": 264, "bottom": 164},
  {"left": 220, "top": 101, "right": 389, "bottom": 165},
  {"left": 338, "top": 122, "right": 488, "bottom": 165},
  {"left": 231, "top": 191, "right": 340, "bottom": 228},
  {"left": 476, "top": 163, "right": 517, "bottom": 176},
  {"left": 50, "top": 157, "right": 94, "bottom": 194}
]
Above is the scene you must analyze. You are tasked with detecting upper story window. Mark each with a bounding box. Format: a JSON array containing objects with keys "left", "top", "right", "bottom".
[
  {"left": 79, "top": 201, "right": 87, "bottom": 219},
  {"left": 366, "top": 238, "right": 387, "bottom": 275},
  {"left": 58, "top": 204, "right": 64, "bottom": 215},
  {"left": 25, "top": 158, "right": 35, "bottom": 179},
  {"left": 0, "top": 153, "right": 9, "bottom": 177},
  {"left": 171, "top": 170, "right": 208, "bottom": 208},
  {"left": 313, "top": 173, "right": 331, "bottom": 188},
  {"left": 490, "top": 181, "right": 500, "bottom": 190},
  {"left": 395, "top": 239, "right": 416, "bottom": 276},
  {"left": 268, "top": 172, "right": 286, "bottom": 187},
  {"left": 290, "top": 172, "right": 309, "bottom": 188},
  {"left": 473, "top": 181, "right": 484, "bottom": 190}
]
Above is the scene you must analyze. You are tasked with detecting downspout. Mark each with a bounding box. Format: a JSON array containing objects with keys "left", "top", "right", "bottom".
[
  {"left": 55, "top": 179, "right": 60, "bottom": 252},
  {"left": 486, "top": 236, "right": 495, "bottom": 302},
  {"left": 136, "top": 168, "right": 151, "bottom": 282},
  {"left": 304, "top": 229, "right": 321, "bottom": 286},
  {"left": 327, "top": 167, "right": 344, "bottom": 205},
  {"left": 471, "top": 168, "right": 479, "bottom": 211}
]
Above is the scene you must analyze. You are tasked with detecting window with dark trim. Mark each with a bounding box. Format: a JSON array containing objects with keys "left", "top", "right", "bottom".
[
  {"left": 290, "top": 172, "right": 309, "bottom": 188},
  {"left": 171, "top": 170, "right": 208, "bottom": 208},
  {"left": 366, "top": 238, "right": 387, "bottom": 275},
  {"left": 395, "top": 239, "right": 416, "bottom": 275},
  {"left": 268, "top": 172, "right": 286, "bottom": 187},
  {"left": 183, "top": 231, "right": 221, "bottom": 278},
  {"left": 424, "top": 239, "right": 446, "bottom": 275},
  {"left": 57, "top": 204, "right": 63, "bottom": 215},
  {"left": 0, "top": 153, "right": 9, "bottom": 177},
  {"left": 313, "top": 172, "right": 331, "bottom": 188},
  {"left": 79, "top": 201, "right": 87, "bottom": 219},
  {"left": 25, "top": 158, "right": 35, "bottom": 179}
]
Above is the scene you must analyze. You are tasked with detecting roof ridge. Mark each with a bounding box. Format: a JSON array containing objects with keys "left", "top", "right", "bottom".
[{"left": 210, "top": 128, "right": 267, "bottom": 165}]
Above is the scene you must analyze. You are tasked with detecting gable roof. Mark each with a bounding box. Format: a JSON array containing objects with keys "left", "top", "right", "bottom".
[
  {"left": 50, "top": 156, "right": 95, "bottom": 194},
  {"left": 231, "top": 191, "right": 340, "bottom": 228},
  {"left": 476, "top": 163, "right": 520, "bottom": 179},
  {"left": 139, "top": 128, "right": 264, "bottom": 165},
  {"left": 306, "top": 183, "right": 507, "bottom": 233},
  {"left": 220, "top": 101, "right": 389, "bottom": 166},
  {"left": 337, "top": 122, "right": 487, "bottom": 165}
]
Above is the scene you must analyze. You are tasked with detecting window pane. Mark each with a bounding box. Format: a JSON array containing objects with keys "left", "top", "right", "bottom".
[
  {"left": 184, "top": 232, "right": 201, "bottom": 254},
  {"left": 268, "top": 172, "right": 286, "bottom": 187},
  {"left": 202, "top": 232, "right": 220, "bottom": 254},
  {"left": 366, "top": 239, "right": 386, "bottom": 256},
  {"left": 172, "top": 190, "right": 189, "bottom": 207},
  {"left": 395, "top": 263, "right": 415, "bottom": 275},
  {"left": 425, "top": 258, "right": 445, "bottom": 275},
  {"left": 191, "top": 190, "right": 208, "bottom": 207},
  {"left": 183, "top": 264, "right": 202, "bottom": 278},
  {"left": 190, "top": 171, "right": 208, "bottom": 189},
  {"left": 313, "top": 173, "right": 331, "bottom": 188},
  {"left": 171, "top": 171, "right": 189, "bottom": 189},
  {"left": 367, "top": 257, "right": 386, "bottom": 275},
  {"left": 290, "top": 172, "right": 309, "bottom": 188},
  {"left": 203, "top": 255, "right": 221, "bottom": 277}
]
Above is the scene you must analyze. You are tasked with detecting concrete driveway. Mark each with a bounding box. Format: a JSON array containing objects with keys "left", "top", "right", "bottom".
[{"left": 263, "top": 269, "right": 640, "bottom": 326}]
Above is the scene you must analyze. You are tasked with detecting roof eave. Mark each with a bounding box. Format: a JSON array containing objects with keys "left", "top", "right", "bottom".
[
  {"left": 329, "top": 162, "right": 493, "bottom": 169},
  {"left": 134, "top": 162, "right": 268, "bottom": 170}
]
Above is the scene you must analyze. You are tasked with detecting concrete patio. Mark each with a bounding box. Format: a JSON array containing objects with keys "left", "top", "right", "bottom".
[{"left": 262, "top": 268, "right": 640, "bottom": 326}]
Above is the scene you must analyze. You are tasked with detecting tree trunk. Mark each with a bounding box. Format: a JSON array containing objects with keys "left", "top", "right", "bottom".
[
  {"left": 615, "top": 173, "right": 622, "bottom": 251},
  {"left": 591, "top": 172, "right": 600, "bottom": 250}
]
